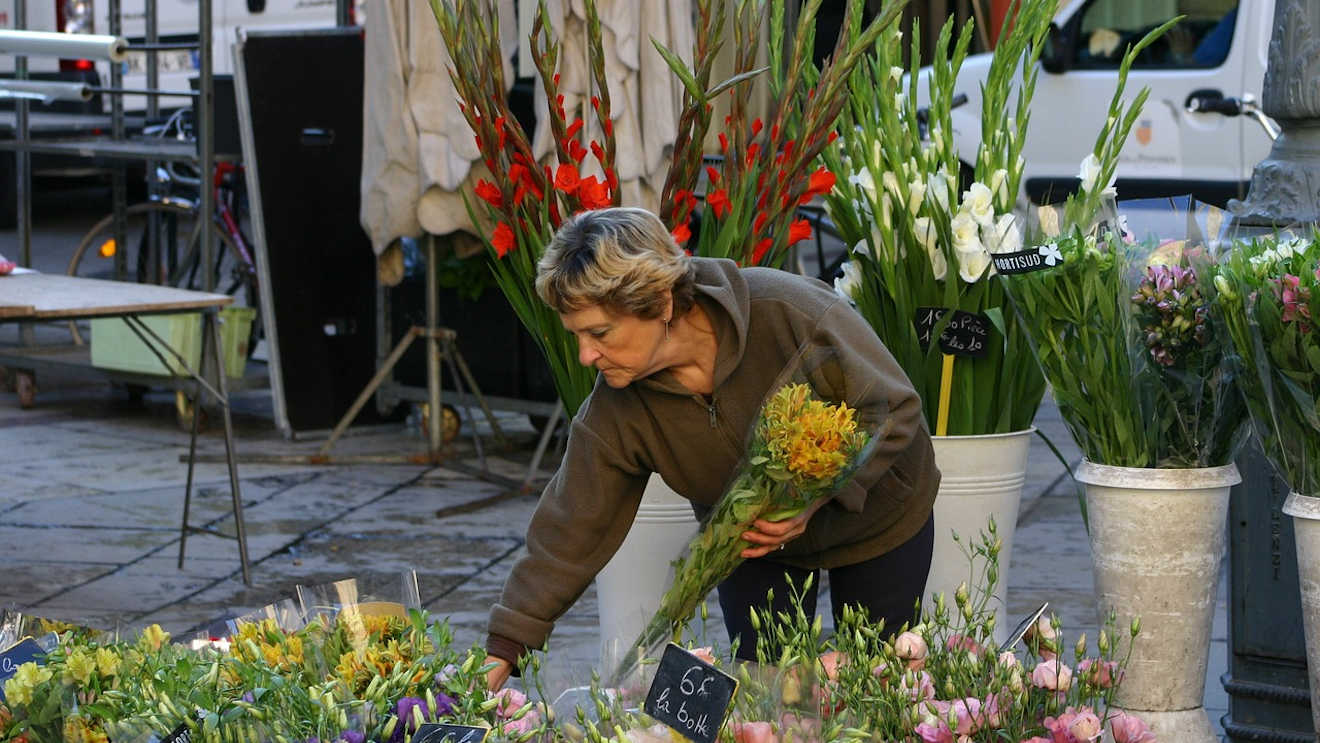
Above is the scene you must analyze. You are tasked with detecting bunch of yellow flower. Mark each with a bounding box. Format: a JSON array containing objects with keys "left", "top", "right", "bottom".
[
  {"left": 3, "top": 662, "right": 52, "bottom": 707},
  {"left": 758, "top": 383, "right": 865, "bottom": 487},
  {"left": 612, "top": 375, "right": 879, "bottom": 683},
  {"left": 229, "top": 619, "right": 306, "bottom": 673},
  {"left": 61, "top": 715, "right": 109, "bottom": 743}
]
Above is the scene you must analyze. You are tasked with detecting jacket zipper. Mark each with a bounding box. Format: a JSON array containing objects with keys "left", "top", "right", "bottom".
[{"left": 707, "top": 399, "right": 718, "bottom": 429}]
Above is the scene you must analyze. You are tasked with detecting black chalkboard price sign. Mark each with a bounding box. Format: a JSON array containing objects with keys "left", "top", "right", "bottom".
[
  {"left": 914, "top": 307, "right": 991, "bottom": 359},
  {"left": 413, "top": 723, "right": 490, "bottom": 743},
  {"left": 643, "top": 644, "right": 738, "bottom": 743},
  {"left": 0, "top": 637, "right": 46, "bottom": 704}
]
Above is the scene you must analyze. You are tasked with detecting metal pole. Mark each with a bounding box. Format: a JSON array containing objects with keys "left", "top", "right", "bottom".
[
  {"left": 108, "top": 0, "right": 128, "bottom": 282},
  {"left": 426, "top": 235, "right": 443, "bottom": 454},
  {"left": 14, "top": 0, "right": 30, "bottom": 269},
  {"left": 208, "top": 312, "right": 251, "bottom": 585},
  {"left": 145, "top": 0, "right": 160, "bottom": 283},
  {"left": 198, "top": 0, "right": 214, "bottom": 291}
]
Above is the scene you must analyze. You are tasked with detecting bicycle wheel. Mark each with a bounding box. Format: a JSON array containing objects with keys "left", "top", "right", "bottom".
[{"left": 67, "top": 201, "right": 256, "bottom": 349}]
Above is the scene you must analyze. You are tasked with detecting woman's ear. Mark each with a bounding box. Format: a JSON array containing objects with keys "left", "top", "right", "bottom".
[{"left": 663, "top": 290, "right": 674, "bottom": 323}]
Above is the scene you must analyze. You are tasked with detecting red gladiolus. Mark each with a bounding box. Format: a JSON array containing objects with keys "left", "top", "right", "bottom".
[
  {"left": 752, "top": 238, "right": 773, "bottom": 264},
  {"left": 753, "top": 212, "right": 768, "bottom": 233},
  {"left": 565, "top": 118, "right": 585, "bottom": 141},
  {"left": 513, "top": 183, "right": 528, "bottom": 206},
  {"left": 718, "top": 132, "right": 729, "bottom": 153},
  {"left": 706, "top": 166, "right": 721, "bottom": 185},
  {"left": 495, "top": 116, "right": 507, "bottom": 148},
  {"left": 605, "top": 168, "right": 619, "bottom": 190},
  {"left": 553, "top": 73, "right": 561, "bottom": 85},
  {"left": 555, "top": 163, "right": 581, "bottom": 194},
  {"left": 746, "top": 142, "right": 760, "bottom": 165},
  {"left": 491, "top": 222, "right": 516, "bottom": 258},
  {"left": 708, "top": 189, "right": 731, "bottom": 219},
  {"left": 578, "top": 176, "right": 611, "bottom": 210},
  {"left": 827, "top": 131, "right": 838, "bottom": 143},
  {"left": 603, "top": 119, "right": 614, "bottom": 136},
  {"left": 788, "top": 218, "right": 811, "bottom": 245},
  {"left": 771, "top": 123, "right": 780, "bottom": 141},
  {"left": 752, "top": 119, "right": 763, "bottom": 136},
  {"left": 475, "top": 179, "right": 503, "bottom": 208},
  {"left": 568, "top": 140, "right": 588, "bottom": 163},
  {"left": 591, "top": 95, "right": 601, "bottom": 109},
  {"left": 508, "top": 163, "right": 528, "bottom": 187},
  {"left": 591, "top": 140, "right": 606, "bottom": 164},
  {"left": 784, "top": 140, "right": 796, "bottom": 159},
  {"left": 801, "top": 168, "right": 836, "bottom": 204},
  {"left": 672, "top": 222, "right": 692, "bottom": 245}
]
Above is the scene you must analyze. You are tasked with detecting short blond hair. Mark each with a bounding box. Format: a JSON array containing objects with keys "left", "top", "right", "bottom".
[{"left": 536, "top": 207, "right": 695, "bottom": 319}]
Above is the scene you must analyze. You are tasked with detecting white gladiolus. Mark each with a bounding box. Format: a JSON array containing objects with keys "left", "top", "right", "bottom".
[
  {"left": 895, "top": 93, "right": 907, "bottom": 111},
  {"left": 983, "top": 213, "right": 1022, "bottom": 255},
  {"left": 951, "top": 210, "right": 981, "bottom": 253},
  {"left": 989, "top": 168, "right": 1009, "bottom": 205},
  {"left": 963, "top": 182, "right": 995, "bottom": 228},
  {"left": 913, "top": 217, "right": 946, "bottom": 281},
  {"left": 1077, "top": 153, "right": 1116, "bottom": 197},
  {"left": 889, "top": 65, "right": 904, "bottom": 82},
  {"left": 907, "top": 179, "right": 926, "bottom": 215},
  {"left": 880, "top": 192, "right": 894, "bottom": 231},
  {"left": 834, "top": 260, "right": 863, "bottom": 302},
  {"left": 882, "top": 171, "right": 902, "bottom": 199},
  {"left": 927, "top": 170, "right": 950, "bottom": 213},
  {"left": 956, "top": 246, "right": 992, "bottom": 283},
  {"left": 849, "top": 169, "right": 876, "bottom": 199}
]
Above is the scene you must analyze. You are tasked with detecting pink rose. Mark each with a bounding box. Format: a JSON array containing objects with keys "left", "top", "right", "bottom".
[
  {"left": 1076, "top": 658, "right": 1120, "bottom": 688},
  {"left": 732, "top": 721, "right": 776, "bottom": 743},
  {"left": 1110, "top": 711, "right": 1157, "bottom": 743},
  {"left": 895, "top": 631, "right": 929, "bottom": 670},
  {"left": 1030, "top": 660, "right": 1073, "bottom": 691}
]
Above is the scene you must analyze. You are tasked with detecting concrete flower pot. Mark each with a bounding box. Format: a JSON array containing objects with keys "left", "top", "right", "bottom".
[
  {"left": 926, "top": 428, "right": 1034, "bottom": 647},
  {"left": 1281, "top": 491, "right": 1320, "bottom": 738},
  {"left": 1077, "top": 461, "right": 1241, "bottom": 743},
  {"left": 594, "top": 474, "right": 698, "bottom": 668}
]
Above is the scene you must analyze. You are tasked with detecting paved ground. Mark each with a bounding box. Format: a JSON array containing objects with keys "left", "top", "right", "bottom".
[{"left": 1, "top": 190, "right": 1230, "bottom": 733}]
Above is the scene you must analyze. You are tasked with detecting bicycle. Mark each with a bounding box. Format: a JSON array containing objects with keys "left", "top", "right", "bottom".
[
  {"left": 64, "top": 109, "right": 262, "bottom": 426},
  {"left": 66, "top": 109, "right": 261, "bottom": 349}
]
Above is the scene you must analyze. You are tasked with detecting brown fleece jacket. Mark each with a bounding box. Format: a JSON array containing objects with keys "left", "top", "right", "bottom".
[{"left": 487, "top": 257, "right": 938, "bottom": 664}]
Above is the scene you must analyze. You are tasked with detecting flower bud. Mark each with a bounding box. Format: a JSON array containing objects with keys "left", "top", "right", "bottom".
[
  {"left": 1131, "top": 617, "right": 1142, "bottom": 637},
  {"left": 1098, "top": 630, "right": 1110, "bottom": 655},
  {"left": 955, "top": 582, "right": 969, "bottom": 608},
  {"left": 1075, "top": 634, "right": 1087, "bottom": 663}
]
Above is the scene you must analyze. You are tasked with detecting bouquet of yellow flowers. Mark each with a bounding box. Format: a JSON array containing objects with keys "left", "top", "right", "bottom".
[{"left": 612, "top": 347, "right": 889, "bottom": 683}]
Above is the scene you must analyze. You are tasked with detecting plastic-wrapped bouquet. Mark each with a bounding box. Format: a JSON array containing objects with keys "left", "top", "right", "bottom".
[
  {"left": 1216, "top": 230, "right": 1320, "bottom": 496},
  {"left": 612, "top": 346, "right": 890, "bottom": 684}
]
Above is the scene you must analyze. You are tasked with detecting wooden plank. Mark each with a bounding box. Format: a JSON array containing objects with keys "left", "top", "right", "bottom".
[
  {"left": 0, "top": 273, "right": 231, "bottom": 320},
  {"left": 0, "top": 304, "right": 36, "bottom": 320}
]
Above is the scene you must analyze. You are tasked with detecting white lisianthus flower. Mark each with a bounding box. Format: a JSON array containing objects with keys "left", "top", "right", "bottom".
[
  {"left": 989, "top": 168, "right": 1009, "bottom": 205},
  {"left": 1077, "top": 153, "right": 1117, "bottom": 197},
  {"left": 983, "top": 213, "right": 1022, "bottom": 255},
  {"left": 834, "top": 260, "right": 863, "bottom": 302},
  {"left": 963, "top": 182, "right": 995, "bottom": 227},
  {"left": 907, "top": 179, "right": 926, "bottom": 215}
]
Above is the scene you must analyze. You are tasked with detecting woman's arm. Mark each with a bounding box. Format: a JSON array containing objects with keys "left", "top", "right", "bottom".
[{"left": 485, "top": 418, "right": 650, "bottom": 673}]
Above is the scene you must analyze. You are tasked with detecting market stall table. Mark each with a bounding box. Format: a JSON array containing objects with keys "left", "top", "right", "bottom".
[{"left": 0, "top": 272, "right": 252, "bottom": 584}]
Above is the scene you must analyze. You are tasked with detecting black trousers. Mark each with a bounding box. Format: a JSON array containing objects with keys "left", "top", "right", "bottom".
[{"left": 715, "top": 513, "right": 935, "bottom": 661}]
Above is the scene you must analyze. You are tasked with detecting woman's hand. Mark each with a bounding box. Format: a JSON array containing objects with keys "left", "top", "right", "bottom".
[
  {"left": 739, "top": 498, "right": 827, "bottom": 558},
  {"left": 484, "top": 655, "right": 513, "bottom": 691}
]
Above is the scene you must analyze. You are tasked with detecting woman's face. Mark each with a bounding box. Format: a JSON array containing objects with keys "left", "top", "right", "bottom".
[{"left": 560, "top": 303, "right": 667, "bottom": 388}]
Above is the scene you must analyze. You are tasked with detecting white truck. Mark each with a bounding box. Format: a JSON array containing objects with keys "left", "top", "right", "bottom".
[{"left": 949, "top": 0, "right": 1272, "bottom": 207}]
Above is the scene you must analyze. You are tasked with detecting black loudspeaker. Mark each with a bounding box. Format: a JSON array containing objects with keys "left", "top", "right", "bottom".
[{"left": 238, "top": 29, "right": 395, "bottom": 435}]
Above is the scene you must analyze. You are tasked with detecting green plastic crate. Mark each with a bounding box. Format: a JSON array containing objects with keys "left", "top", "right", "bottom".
[{"left": 90, "top": 307, "right": 255, "bottom": 378}]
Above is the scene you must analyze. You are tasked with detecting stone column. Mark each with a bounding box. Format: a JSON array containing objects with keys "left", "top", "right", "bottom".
[{"left": 1224, "top": 2, "right": 1320, "bottom": 741}]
